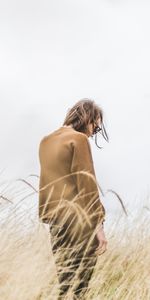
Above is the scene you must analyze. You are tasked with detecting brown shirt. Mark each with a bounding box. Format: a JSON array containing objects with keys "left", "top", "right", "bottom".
[{"left": 38, "top": 126, "right": 105, "bottom": 235}]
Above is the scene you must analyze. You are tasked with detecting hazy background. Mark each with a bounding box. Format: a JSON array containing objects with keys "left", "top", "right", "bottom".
[{"left": 0, "top": 0, "right": 150, "bottom": 220}]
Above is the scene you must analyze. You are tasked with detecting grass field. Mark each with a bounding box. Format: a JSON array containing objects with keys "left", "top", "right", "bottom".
[{"left": 0, "top": 178, "right": 149, "bottom": 300}]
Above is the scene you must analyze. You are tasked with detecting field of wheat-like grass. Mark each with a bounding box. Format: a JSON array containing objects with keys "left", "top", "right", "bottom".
[{"left": 0, "top": 176, "right": 149, "bottom": 300}]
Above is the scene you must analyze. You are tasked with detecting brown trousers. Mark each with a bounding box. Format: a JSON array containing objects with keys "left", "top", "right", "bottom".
[{"left": 49, "top": 223, "right": 98, "bottom": 300}]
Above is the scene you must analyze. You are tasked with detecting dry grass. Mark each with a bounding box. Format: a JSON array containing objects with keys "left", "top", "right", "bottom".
[{"left": 0, "top": 177, "right": 150, "bottom": 300}]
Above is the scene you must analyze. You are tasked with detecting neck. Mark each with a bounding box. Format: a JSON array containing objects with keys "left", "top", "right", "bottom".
[{"left": 62, "top": 124, "right": 73, "bottom": 128}]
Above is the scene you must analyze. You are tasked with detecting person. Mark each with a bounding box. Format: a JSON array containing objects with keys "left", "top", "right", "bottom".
[{"left": 38, "top": 99, "right": 109, "bottom": 299}]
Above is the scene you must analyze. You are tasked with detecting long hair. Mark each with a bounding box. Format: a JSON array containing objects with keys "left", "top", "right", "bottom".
[{"left": 62, "top": 98, "right": 109, "bottom": 149}]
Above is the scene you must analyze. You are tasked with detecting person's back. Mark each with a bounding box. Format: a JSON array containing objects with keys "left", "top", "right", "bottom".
[
  {"left": 39, "top": 125, "right": 104, "bottom": 239},
  {"left": 38, "top": 99, "right": 108, "bottom": 299},
  {"left": 39, "top": 126, "right": 85, "bottom": 224}
]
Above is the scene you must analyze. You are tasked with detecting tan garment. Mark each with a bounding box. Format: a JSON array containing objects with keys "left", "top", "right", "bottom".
[{"left": 38, "top": 126, "right": 105, "bottom": 237}]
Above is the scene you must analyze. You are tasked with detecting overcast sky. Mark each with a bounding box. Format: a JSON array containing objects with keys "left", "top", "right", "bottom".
[{"left": 0, "top": 0, "right": 150, "bottom": 217}]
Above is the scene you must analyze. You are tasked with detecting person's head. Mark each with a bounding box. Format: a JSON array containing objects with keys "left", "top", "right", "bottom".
[{"left": 62, "top": 98, "right": 109, "bottom": 149}]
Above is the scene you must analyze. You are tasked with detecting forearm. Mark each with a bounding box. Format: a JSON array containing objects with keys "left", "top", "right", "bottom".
[
  {"left": 94, "top": 210, "right": 105, "bottom": 238},
  {"left": 95, "top": 219, "right": 105, "bottom": 244},
  {"left": 91, "top": 195, "right": 106, "bottom": 229}
]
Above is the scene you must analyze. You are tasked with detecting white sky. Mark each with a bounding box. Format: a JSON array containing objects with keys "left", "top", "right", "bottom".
[{"left": 0, "top": 0, "right": 150, "bottom": 216}]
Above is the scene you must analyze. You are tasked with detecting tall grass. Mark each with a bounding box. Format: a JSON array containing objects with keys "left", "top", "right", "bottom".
[{"left": 0, "top": 176, "right": 149, "bottom": 300}]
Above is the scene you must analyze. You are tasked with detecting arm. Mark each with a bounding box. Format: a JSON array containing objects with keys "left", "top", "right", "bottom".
[{"left": 70, "top": 133, "right": 106, "bottom": 230}]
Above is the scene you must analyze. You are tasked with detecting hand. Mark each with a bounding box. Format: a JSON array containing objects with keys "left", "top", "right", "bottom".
[{"left": 95, "top": 226, "right": 107, "bottom": 256}]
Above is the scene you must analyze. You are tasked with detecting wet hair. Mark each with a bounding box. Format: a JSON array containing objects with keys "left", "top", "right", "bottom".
[{"left": 62, "top": 98, "right": 109, "bottom": 149}]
